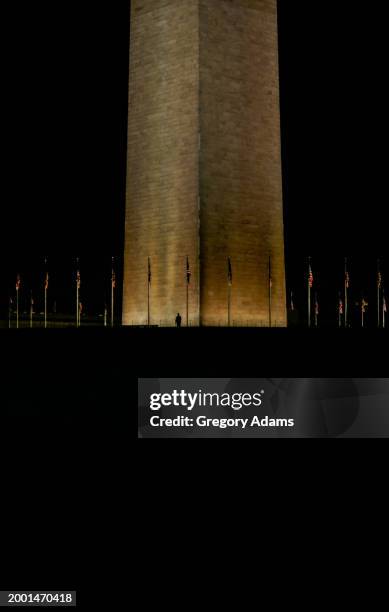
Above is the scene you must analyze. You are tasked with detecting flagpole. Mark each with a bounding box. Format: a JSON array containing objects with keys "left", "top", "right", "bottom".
[
  {"left": 227, "top": 257, "right": 232, "bottom": 327},
  {"left": 344, "top": 257, "right": 348, "bottom": 328},
  {"left": 228, "top": 284, "right": 231, "bottom": 327},
  {"left": 314, "top": 293, "right": 318, "bottom": 328},
  {"left": 76, "top": 258, "right": 80, "bottom": 328},
  {"left": 148, "top": 257, "right": 151, "bottom": 327},
  {"left": 44, "top": 258, "right": 48, "bottom": 329},
  {"left": 111, "top": 257, "right": 115, "bottom": 328},
  {"left": 361, "top": 298, "right": 365, "bottom": 329},
  {"left": 186, "top": 280, "right": 189, "bottom": 327},
  {"left": 377, "top": 259, "right": 381, "bottom": 328},
  {"left": 44, "top": 283, "right": 47, "bottom": 329},
  {"left": 148, "top": 280, "right": 150, "bottom": 327},
  {"left": 186, "top": 257, "right": 190, "bottom": 327},
  {"left": 16, "top": 276, "right": 20, "bottom": 329},
  {"left": 268, "top": 255, "right": 272, "bottom": 328},
  {"left": 308, "top": 257, "right": 311, "bottom": 328},
  {"left": 111, "top": 278, "right": 114, "bottom": 327}
]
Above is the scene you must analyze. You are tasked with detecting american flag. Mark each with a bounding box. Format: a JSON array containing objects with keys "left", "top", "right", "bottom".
[
  {"left": 228, "top": 257, "right": 232, "bottom": 286},
  {"left": 16, "top": 275, "right": 21, "bottom": 291},
  {"left": 308, "top": 265, "right": 313, "bottom": 288},
  {"left": 377, "top": 270, "right": 382, "bottom": 289},
  {"left": 362, "top": 299, "right": 368, "bottom": 313},
  {"left": 186, "top": 256, "right": 191, "bottom": 285},
  {"left": 44, "top": 272, "right": 49, "bottom": 290},
  {"left": 76, "top": 269, "right": 81, "bottom": 289},
  {"left": 148, "top": 258, "right": 152, "bottom": 284},
  {"left": 339, "top": 298, "right": 343, "bottom": 315}
]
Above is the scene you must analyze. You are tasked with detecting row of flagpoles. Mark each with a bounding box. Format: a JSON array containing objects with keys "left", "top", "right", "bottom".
[
  {"left": 306, "top": 257, "right": 387, "bottom": 328},
  {"left": 147, "top": 255, "right": 387, "bottom": 328},
  {"left": 7, "top": 256, "right": 387, "bottom": 328},
  {"left": 10, "top": 258, "right": 117, "bottom": 329}
]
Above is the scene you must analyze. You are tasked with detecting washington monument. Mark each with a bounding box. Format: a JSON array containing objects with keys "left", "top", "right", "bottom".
[{"left": 123, "top": 0, "right": 286, "bottom": 326}]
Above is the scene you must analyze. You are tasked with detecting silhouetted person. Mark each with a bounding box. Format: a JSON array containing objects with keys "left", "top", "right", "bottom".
[{"left": 175, "top": 313, "right": 182, "bottom": 328}]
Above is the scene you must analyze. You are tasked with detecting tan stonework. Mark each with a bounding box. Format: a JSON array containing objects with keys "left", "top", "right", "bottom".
[{"left": 123, "top": 0, "right": 286, "bottom": 326}]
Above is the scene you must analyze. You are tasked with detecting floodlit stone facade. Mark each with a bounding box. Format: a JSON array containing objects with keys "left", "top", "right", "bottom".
[{"left": 123, "top": 0, "right": 286, "bottom": 326}]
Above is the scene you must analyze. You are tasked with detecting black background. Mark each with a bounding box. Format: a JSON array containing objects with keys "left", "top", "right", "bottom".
[{"left": 0, "top": 0, "right": 388, "bottom": 604}]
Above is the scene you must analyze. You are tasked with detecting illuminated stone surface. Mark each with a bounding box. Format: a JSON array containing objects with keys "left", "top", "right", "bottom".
[{"left": 123, "top": 0, "right": 286, "bottom": 326}]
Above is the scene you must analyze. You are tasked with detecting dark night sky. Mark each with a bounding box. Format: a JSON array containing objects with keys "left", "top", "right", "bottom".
[{"left": 1, "top": 0, "right": 387, "bottom": 324}]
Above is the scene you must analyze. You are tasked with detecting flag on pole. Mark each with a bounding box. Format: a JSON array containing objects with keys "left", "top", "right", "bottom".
[
  {"left": 345, "top": 269, "right": 350, "bottom": 289},
  {"left": 377, "top": 270, "right": 382, "bottom": 289},
  {"left": 148, "top": 257, "right": 152, "bottom": 284},
  {"left": 308, "top": 264, "right": 313, "bottom": 288},
  {"left": 228, "top": 257, "right": 233, "bottom": 286},
  {"left": 186, "top": 256, "right": 191, "bottom": 285},
  {"left": 44, "top": 272, "right": 49, "bottom": 290},
  {"left": 339, "top": 297, "right": 343, "bottom": 315},
  {"left": 76, "top": 269, "right": 81, "bottom": 289},
  {"left": 16, "top": 274, "right": 21, "bottom": 291},
  {"left": 362, "top": 299, "right": 368, "bottom": 313}
]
